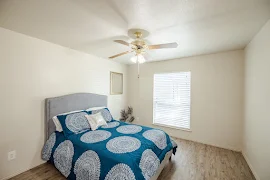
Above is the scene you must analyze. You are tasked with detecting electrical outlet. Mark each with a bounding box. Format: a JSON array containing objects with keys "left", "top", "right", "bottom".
[
  {"left": 8, "top": 150, "right": 16, "bottom": 161},
  {"left": 136, "top": 117, "right": 140, "bottom": 121}
]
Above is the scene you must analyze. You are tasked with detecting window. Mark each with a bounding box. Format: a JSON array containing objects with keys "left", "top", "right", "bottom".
[{"left": 153, "top": 72, "right": 191, "bottom": 130}]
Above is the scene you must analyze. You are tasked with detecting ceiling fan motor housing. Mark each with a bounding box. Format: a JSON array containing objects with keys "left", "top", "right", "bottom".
[{"left": 131, "top": 38, "right": 148, "bottom": 54}]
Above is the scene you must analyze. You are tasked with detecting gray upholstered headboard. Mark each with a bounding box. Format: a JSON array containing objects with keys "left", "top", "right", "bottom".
[{"left": 45, "top": 93, "right": 107, "bottom": 139}]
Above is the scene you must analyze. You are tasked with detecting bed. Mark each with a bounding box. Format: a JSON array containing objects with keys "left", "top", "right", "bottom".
[{"left": 42, "top": 93, "right": 177, "bottom": 180}]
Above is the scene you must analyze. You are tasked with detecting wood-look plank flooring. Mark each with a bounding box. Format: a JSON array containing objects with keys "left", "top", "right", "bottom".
[
  {"left": 9, "top": 138, "right": 255, "bottom": 180},
  {"left": 157, "top": 138, "right": 255, "bottom": 180}
]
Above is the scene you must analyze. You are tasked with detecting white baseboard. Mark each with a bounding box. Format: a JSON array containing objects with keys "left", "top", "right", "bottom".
[
  {"left": 0, "top": 162, "right": 45, "bottom": 180},
  {"left": 242, "top": 151, "right": 260, "bottom": 180},
  {"left": 170, "top": 135, "right": 241, "bottom": 152}
]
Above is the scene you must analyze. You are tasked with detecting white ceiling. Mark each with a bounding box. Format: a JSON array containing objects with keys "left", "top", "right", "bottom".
[{"left": 0, "top": 0, "right": 269, "bottom": 64}]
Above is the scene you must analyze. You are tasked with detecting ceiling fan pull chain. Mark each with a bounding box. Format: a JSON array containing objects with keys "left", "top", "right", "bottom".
[{"left": 137, "top": 56, "right": 140, "bottom": 79}]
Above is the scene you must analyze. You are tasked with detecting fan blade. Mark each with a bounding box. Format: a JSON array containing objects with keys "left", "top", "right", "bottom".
[
  {"left": 148, "top": 42, "right": 178, "bottom": 50},
  {"left": 114, "top": 40, "right": 130, "bottom": 46},
  {"left": 109, "top": 51, "right": 132, "bottom": 59}
]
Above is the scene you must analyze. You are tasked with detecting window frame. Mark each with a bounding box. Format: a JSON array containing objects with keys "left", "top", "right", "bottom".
[{"left": 152, "top": 71, "right": 192, "bottom": 132}]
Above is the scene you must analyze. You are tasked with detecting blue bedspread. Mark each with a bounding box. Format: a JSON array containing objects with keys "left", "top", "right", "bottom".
[{"left": 42, "top": 120, "right": 177, "bottom": 180}]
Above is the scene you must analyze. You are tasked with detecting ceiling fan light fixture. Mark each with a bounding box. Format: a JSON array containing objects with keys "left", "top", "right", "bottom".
[
  {"left": 130, "top": 56, "right": 137, "bottom": 63},
  {"left": 130, "top": 54, "right": 145, "bottom": 64}
]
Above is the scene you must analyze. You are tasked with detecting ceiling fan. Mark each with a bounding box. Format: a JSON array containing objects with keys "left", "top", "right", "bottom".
[{"left": 109, "top": 29, "right": 178, "bottom": 64}]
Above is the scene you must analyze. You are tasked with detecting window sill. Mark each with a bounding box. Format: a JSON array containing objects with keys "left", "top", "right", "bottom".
[{"left": 152, "top": 123, "right": 192, "bottom": 132}]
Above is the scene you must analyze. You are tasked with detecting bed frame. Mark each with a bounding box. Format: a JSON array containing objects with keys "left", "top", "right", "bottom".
[{"left": 45, "top": 93, "right": 171, "bottom": 180}]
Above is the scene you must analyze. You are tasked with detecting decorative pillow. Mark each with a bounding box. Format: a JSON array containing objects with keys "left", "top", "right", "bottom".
[
  {"left": 56, "top": 110, "right": 90, "bottom": 136},
  {"left": 86, "top": 107, "right": 113, "bottom": 122},
  {"left": 52, "top": 110, "right": 83, "bottom": 132},
  {"left": 85, "top": 112, "right": 107, "bottom": 131}
]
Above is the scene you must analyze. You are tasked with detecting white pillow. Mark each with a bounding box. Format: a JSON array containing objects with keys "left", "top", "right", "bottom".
[
  {"left": 85, "top": 106, "right": 106, "bottom": 112},
  {"left": 52, "top": 116, "right": 63, "bottom": 132},
  {"left": 52, "top": 110, "right": 83, "bottom": 132},
  {"left": 85, "top": 112, "right": 107, "bottom": 131}
]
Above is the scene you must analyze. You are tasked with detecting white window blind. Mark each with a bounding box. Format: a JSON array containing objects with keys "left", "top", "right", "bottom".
[{"left": 153, "top": 72, "right": 191, "bottom": 130}]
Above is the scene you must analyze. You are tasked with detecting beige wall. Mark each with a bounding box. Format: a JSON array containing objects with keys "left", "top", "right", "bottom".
[
  {"left": 243, "top": 20, "right": 270, "bottom": 180},
  {"left": 0, "top": 27, "right": 127, "bottom": 180},
  {"left": 2, "top": 18, "right": 269, "bottom": 180},
  {"left": 127, "top": 50, "right": 244, "bottom": 151}
]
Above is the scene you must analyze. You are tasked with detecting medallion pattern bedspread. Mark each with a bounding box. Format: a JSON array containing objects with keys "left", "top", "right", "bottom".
[{"left": 42, "top": 120, "right": 176, "bottom": 180}]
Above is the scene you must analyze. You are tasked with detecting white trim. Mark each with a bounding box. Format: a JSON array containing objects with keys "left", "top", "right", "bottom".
[
  {"left": 153, "top": 123, "right": 191, "bottom": 132},
  {"left": 242, "top": 150, "right": 260, "bottom": 180},
  {"left": 170, "top": 136, "right": 241, "bottom": 152}
]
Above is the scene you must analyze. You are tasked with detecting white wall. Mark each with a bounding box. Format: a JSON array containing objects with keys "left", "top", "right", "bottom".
[
  {"left": 243, "top": 20, "right": 270, "bottom": 180},
  {"left": 127, "top": 50, "right": 244, "bottom": 151},
  {"left": 0, "top": 27, "right": 127, "bottom": 180}
]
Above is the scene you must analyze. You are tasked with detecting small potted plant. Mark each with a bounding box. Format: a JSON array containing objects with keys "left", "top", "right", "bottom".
[{"left": 120, "top": 106, "right": 135, "bottom": 123}]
